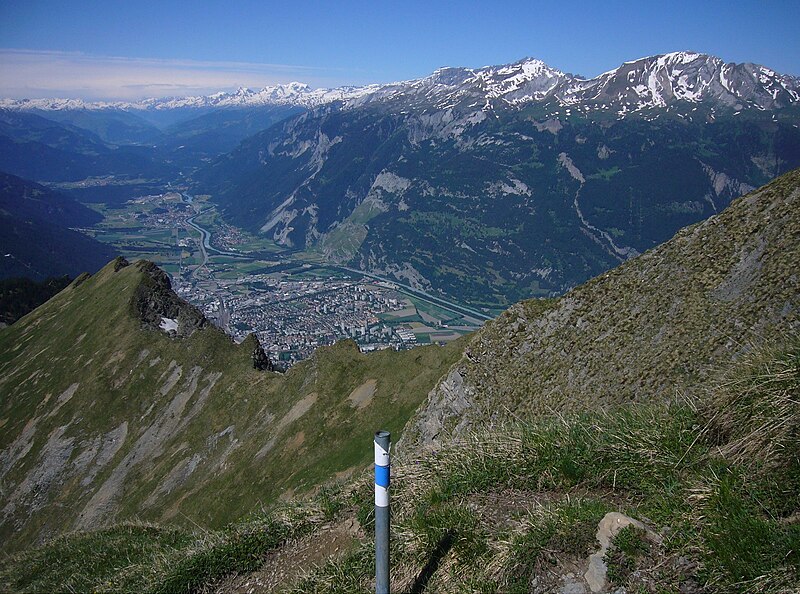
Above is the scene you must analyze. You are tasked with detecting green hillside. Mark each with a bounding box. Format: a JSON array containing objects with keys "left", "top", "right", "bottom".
[
  {"left": 1, "top": 169, "right": 798, "bottom": 593},
  {"left": 1, "top": 334, "right": 797, "bottom": 593},
  {"left": 0, "top": 258, "right": 464, "bottom": 553},
  {"left": 405, "top": 168, "right": 800, "bottom": 445}
]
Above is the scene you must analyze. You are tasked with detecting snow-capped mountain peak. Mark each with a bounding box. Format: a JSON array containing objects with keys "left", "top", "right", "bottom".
[
  {"left": 564, "top": 52, "right": 799, "bottom": 113},
  {"left": 1, "top": 52, "right": 796, "bottom": 116},
  {"left": 478, "top": 58, "right": 566, "bottom": 102}
]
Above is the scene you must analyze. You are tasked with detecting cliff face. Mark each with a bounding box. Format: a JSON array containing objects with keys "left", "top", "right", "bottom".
[
  {"left": 128, "top": 259, "right": 207, "bottom": 338},
  {"left": 404, "top": 168, "right": 800, "bottom": 445}
]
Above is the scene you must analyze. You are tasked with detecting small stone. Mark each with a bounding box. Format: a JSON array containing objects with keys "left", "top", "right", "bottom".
[{"left": 561, "top": 575, "right": 588, "bottom": 594}]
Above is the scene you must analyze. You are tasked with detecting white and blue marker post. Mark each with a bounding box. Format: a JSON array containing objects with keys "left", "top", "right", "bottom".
[{"left": 374, "top": 430, "right": 391, "bottom": 594}]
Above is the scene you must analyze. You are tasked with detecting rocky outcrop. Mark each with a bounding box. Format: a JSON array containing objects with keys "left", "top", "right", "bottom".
[
  {"left": 130, "top": 260, "right": 207, "bottom": 338},
  {"left": 113, "top": 257, "right": 129, "bottom": 272},
  {"left": 251, "top": 337, "right": 274, "bottom": 371},
  {"left": 584, "top": 513, "right": 661, "bottom": 593}
]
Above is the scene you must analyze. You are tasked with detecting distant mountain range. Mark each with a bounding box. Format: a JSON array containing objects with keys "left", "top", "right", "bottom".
[
  {"left": 193, "top": 52, "right": 800, "bottom": 305},
  {"left": 2, "top": 52, "right": 798, "bottom": 114},
  {"left": 1, "top": 52, "right": 799, "bottom": 303}
]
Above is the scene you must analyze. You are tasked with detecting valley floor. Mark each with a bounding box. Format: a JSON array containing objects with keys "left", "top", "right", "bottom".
[{"left": 85, "top": 189, "right": 483, "bottom": 368}]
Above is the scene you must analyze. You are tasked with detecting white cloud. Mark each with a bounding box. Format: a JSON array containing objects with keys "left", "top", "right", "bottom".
[{"left": 0, "top": 49, "right": 354, "bottom": 100}]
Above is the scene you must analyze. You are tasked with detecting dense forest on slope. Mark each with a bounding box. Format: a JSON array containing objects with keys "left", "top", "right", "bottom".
[
  {"left": 0, "top": 171, "right": 118, "bottom": 279},
  {"left": 0, "top": 275, "right": 71, "bottom": 325}
]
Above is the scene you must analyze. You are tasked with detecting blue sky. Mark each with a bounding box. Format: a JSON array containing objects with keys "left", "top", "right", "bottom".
[{"left": 1, "top": 0, "right": 798, "bottom": 100}]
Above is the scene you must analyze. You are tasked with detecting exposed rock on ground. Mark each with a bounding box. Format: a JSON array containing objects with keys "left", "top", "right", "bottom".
[{"left": 130, "top": 260, "right": 207, "bottom": 338}]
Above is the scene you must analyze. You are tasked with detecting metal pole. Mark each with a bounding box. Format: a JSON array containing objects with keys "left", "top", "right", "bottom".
[{"left": 374, "top": 430, "right": 391, "bottom": 594}]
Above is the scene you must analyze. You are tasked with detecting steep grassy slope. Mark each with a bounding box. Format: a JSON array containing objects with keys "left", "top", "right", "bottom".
[
  {"left": 0, "top": 258, "right": 464, "bottom": 553},
  {"left": 2, "top": 337, "right": 796, "bottom": 593},
  {"left": 405, "top": 168, "right": 800, "bottom": 444}
]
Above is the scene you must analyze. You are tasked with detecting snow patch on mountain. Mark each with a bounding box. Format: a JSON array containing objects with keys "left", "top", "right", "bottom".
[{"left": 2, "top": 52, "right": 797, "bottom": 118}]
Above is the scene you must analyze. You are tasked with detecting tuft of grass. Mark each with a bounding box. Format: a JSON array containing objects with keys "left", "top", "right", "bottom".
[
  {"left": 0, "top": 494, "right": 335, "bottom": 594},
  {"left": 697, "top": 472, "right": 800, "bottom": 592},
  {"left": 292, "top": 542, "right": 374, "bottom": 594},
  {"left": 702, "top": 335, "right": 800, "bottom": 479},
  {"left": 502, "top": 499, "right": 609, "bottom": 593},
  {"left": 407, "top": 402, "right": 701, "bottom": 512},
  {"left": 604, "top": 524, "right": 650, "bottom": 585}
]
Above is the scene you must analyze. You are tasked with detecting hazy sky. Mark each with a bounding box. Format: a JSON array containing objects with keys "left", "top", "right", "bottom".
[{"left": 1, "top": 0, "right": 798, "bottom": 100}]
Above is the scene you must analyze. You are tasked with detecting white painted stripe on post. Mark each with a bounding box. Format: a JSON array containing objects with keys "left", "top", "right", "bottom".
[
  {"left": 375, "top": 484, "right": 389, "bottom": 507},
  {"left": 375, "top": 442, "right": 389, "bottom": 466}
]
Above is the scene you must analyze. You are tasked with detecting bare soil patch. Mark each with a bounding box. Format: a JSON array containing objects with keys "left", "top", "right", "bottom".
[
  {"left": 204, "top": 518, "right": 362, "bottom": 593},
  {"left": 347, "top": 379, "right": 377, "bottom": 410}
]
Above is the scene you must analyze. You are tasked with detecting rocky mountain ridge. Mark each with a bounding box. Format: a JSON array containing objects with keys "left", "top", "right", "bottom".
[
  {"left": 0, "top": 259, "right": 463, "bottom": 553},
  {"left": 2, "top": 52, "right": 797, "bottom": 116}
]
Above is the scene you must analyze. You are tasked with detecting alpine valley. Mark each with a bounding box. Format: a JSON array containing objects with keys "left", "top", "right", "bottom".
[
  {"left": 2, "top": 51, "right": 799, "bottom": 306},
  {"left": 1, "top": 51, "right": 800, "bottom": 593}
]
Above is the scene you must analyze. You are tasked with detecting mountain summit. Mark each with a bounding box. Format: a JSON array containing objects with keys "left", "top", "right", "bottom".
[
  {"left": 196, "top": 53, "right": 800, "bottom": 305},
  {"left": 2, "top": 52, "right": 797, "bottom": 114},
  {"left": 562, "top": 51, "right": 800, "bottom": 113},
  {"left": 0, "top": 258, "right": 463, "bottom": 553}
]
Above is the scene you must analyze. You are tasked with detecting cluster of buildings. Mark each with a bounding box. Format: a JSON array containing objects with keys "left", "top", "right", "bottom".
[
  {"left": 129, "top": 192, "right": 191, "bottom": 225},
  {"left": 122, "top": 193, "right": 437, "bottom": 369},
  {"left": 174, "top": 274, "right": 422, "bottom": 370}
]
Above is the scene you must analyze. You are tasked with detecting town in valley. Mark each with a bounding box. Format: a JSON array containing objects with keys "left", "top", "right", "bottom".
[{"left": 72, "top": 182, "right": 483, "bottom": 369}]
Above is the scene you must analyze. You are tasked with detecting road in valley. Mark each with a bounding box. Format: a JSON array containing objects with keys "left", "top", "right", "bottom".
[{"left": 184, "top": 210, "right": 492, "bottom": 322}]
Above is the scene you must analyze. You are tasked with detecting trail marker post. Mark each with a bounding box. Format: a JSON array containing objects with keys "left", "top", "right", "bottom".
[{"left": 374, "top": 430, "right": 391, "bottom": 594}]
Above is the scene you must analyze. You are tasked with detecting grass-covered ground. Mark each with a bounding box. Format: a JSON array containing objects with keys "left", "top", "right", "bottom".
[
  {"left": 0, "top": 259, "right": 466, "bottom": 555},
  {"left": 3, "top": 337, "right": 797, "bottom": 593},
  {"left": 275, "top": 337, "right": 800, "bottom": 593}
]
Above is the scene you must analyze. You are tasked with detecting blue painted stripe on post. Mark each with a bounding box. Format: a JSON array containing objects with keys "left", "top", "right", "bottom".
[{"left": 375, "top": 464, "right": 390, "bottom": 488}]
